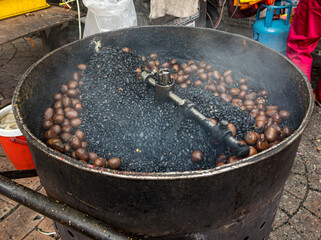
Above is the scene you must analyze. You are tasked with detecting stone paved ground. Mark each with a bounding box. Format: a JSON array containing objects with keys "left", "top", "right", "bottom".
[{"left": 0, "top": 36, "right": 320, "bottom": 240}]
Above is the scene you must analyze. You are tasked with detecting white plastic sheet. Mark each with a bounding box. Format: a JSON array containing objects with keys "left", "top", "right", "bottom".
[{"left": 83, "top": 0, "right": 137, "bottom": 37}]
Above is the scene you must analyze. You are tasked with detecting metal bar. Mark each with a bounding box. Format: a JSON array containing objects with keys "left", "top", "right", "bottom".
[
  {"left": 142, "top": 71, "right": 250, "bottom": 157},
  {"left": 0, "top": 169, "right": 38, "bottom": 179},
  {"left": 197, "top": 0, "right": 207, "bottom": 27},
  {"left": 141, "top": 71, "right": 156, "bottom": 87},
  {"left": 168, "top": 91, "right": 185, "bottom": 106},
  {"left": 0, "top": 174, "right": 130, "bottom": 240},
  {"left": 169, "top": 91, "right": 249, "bottom": 157}
]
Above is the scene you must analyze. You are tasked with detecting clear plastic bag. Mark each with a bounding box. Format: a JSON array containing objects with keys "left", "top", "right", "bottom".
[{"left": 83, "top": 0, "right": 137, "bottom": 38}]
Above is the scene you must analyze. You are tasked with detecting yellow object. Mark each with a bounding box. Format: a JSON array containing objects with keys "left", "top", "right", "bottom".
[
  {"left": 235, "top": 0, "right": 263, "bottom": 9},
  {"left": 0, "top": 0, "right": 50, "bottom": 20},
  {"left": 59, "top": 0, "right": 75, "bottom": 6},
  {"left": 240, "top": 0, "right": 263, "bottom": 4}
]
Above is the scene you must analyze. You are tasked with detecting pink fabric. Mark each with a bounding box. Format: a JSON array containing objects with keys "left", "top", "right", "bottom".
[{"left": 286, "top": 0, "right": 321, "bottom": 84}]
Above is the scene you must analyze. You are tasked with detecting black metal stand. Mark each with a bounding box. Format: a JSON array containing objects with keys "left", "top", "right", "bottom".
[{"left": 0, "top": 170, "right": 129, "bottom": 240}]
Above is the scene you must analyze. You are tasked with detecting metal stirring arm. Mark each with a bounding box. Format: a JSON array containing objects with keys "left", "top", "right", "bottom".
[{"left": 140, "top": 70, "right": 250, "bottom": 158}]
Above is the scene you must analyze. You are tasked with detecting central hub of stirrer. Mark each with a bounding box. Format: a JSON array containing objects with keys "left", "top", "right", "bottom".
[{"left": 140, "top": 69, "right": 250, "bottom": 158}]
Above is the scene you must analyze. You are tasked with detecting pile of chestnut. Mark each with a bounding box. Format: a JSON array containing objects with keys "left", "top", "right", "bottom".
[
  {"left": 42, "top": 63, "right": 121, "bottom": 170},
  {"left": 137, "top": 51, "right": 293, "bottom": 167},
  {"left": 42, "top": 46, "right": 293, "bottom": 171}
]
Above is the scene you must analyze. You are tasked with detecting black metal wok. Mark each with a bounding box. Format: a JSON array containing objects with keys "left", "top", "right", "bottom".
[{"left": 12, "top": 26, "right": 313, "bottom": 239}]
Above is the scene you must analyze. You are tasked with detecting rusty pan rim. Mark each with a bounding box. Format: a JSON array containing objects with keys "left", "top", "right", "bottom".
[{"left": 12, "top": 26, "right": 314, "bottom": 180}]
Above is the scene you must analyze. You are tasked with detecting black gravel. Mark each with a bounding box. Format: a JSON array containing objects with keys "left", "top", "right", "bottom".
[{"left": 79, "top": 47, "right": 256, "bottom": 172}]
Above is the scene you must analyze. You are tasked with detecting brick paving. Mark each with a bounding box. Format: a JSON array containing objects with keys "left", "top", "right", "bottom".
[{"left": 0, "top": 36, "right": 320, "bottom": 240}]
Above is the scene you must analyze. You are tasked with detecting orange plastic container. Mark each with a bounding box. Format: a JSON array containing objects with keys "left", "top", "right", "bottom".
[{"left": 0, "top": 105, "right": 35, "bottom": 170}]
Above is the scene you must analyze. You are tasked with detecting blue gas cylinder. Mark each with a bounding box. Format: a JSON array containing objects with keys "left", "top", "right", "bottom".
[{"left": 252, "top": 0, "right": 292, "bottom": 55}]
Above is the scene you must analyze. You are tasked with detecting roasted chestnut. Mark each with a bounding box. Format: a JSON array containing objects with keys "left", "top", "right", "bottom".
[
  {"left": 220, "top": 93, "right": 232, "bottom": 103},
  {"left": 266, "top": 105, "right": 279, "bottom": 111},
  {"left": 265, "top": 126, "right": 280, "bottom": 142},
  {"left": 279, "top": 110, "right": 290, "bottom": 119},
  {"left": 239, "top": 78, "right": 248, "bottom": 84},
  {"left": 258, "top": 89, "right": 269, "bottom": 98},
  {"left": 44, "top": 129, "right": 57, "bottom": 139},
  {"left": 216, "top": 154, "right": 227, "bottom": 163},
  {"left": 205, "top": 84, "right": 216, "bottom": 92},
  {"left": 60, "top": 84, "right": 68, "bottom": 93},
  {"left": 213, "top": 71, "right": 221, "bottom": 80},
  {"left": 191, "top": 150, "right": 204, "bottom": 163},
  {"left": 179, "top": 83, "right": 188, "bottom": 88},
  {"left": 238, "top": 91, "right": 247, "bottom": 99},
  {"left": 227, "top": 123, "right": 236, "bottom": 137},
  {"left": 77, "top": 64, "right": 87, "bottom": 71},
  {"left": 266, "top": 109, "right": 278, "bottom": 117},
  {"left": 193, "top": 80, "right": 203, "bottom": 87},
  {"left": 62, "top": 125, "right": 73, "bottom": 133},
  {"left": 70, "top": 135, "right": 81, "bottom": 149},
  {"left": 61, "top": 132, "right": 72, "bottom": 143},
  {"left": 216, "top": 162, "right": 225, "bottom": 167},
  {"left": 184, "top": 66, "right": 193, "bottom": 74},
  {"left": 176, "top": 75, "right": 185, "bottom": 84},
  {"left": 217, "top": 85, "right": 226, "bottom": 93},
  {"left": 68, "top": 80, "right": 78, "bottom": 89},
  {"left": 209, "top": 118, "right": 217, "bottom": 125},
  {"left": 271, "top": 113, "right": 282, "bottom": 123},
  {"left": 53, "top": 114, "right": 65, "bottom": 124},
  {"left": 185, "top": 80, "right": 192, "bottom": 85},
  {"left": 42, "top": 120, "right": 53, "bottom": 129},
  {"left": 248, "top": 146, "right": 258, "bottom": 156},
  {"left": 50, "top": 124, "right": 61, "bottom": 135},
  {"left": 161, "top": 62, "right": 170, "bottom": 68},
  {"left": 244, "top": 131, "right": 258, "bottom": 145},
  {"left": 74, "top": 129, "right": 85, "bottom": 141},
  {"left": 229, "top": 88, "right": 240, "bottom": 96},
  {"left": 245, "top": 92, "right": 257, "bottom": 101},
  {"left": 93, "top": 157, "right": 107, "bottom": 167},
  {"left": 88, "top": 152, "right": 98, "bottom": 162},
  {"left": 256, "top": 138, "right": 269, "bottom": 152},
  {"left": 46, "top": 138, "right": 61, "bottom": 148},
  {"left": 282, "top": 126, "right": 293, "bottom": 137},
  {"left": 149, "top": 53, "right": 158, "bottom": 60},
  {"left": 198, "top": 61, "right": 206, "bottom": 68},
  {"left": 53, "top": 93, "right": 63, "bottom": 101},
  {"left": 223, "top": 70, "right": 232, "bottom": 77},
  {"left": 225, "top": 75, "right": 233, "bottom": 85},
  {"left": 81, "top": 141, "right": 88, "bottom": 149},
  {"left": 121, "top": 47, "right": 130, "bottom": 53},
  {"left": 66, "top": 89, "right": 78, "bottom": 98},
  {"left": 249, "top": 108, "right": 259, "bottom": 118},
  {"left": 172, "top": 64, "right": 179, "bottom": 72},
  {"left": 65, "top": 109, "right": 79, "bottom": 119},
  {"left": 199, "top": 73, "right": 208, "bottom": 81},
  {"left": 226, "top": 156, "right": 239, "bottom": 164},
  {"left": 73, "top": 72, "right": 80, "bottom": 81},
  {"left": 70, "top": 118, "right": 82, "bottom": 128},
  {"left": 170, "top": 59, "right": 177, "bottom": 65},
  {"left": 108, "top": 157, "right": 121, "bottom": 170},
  {"left": 43, "top": 108, "right": 54, "bottom": 120},
  {"left": 239, "top": 84, "right": 249, "bottom": 92},
  {"left": 75, "top": 148, "right": 89, "bottom": 161},
  {"left": 74, "top": 103, "right": 83, "bottom": 111},
  {"left": 205, "top": 65, "right": 213, "bottom": 72}
]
